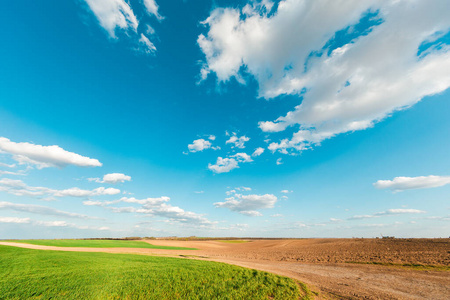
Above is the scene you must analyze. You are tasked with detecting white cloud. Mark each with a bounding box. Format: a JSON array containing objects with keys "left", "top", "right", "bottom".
[
  {"left": 83, "top": 0, "right": 161, "bottom": 53},
  {"left": 199, "top": 0, "right": 450, "bottom": 153},
  {"left": 84, "top": 195, "right": 215, "bottom": 226},
  {"left": 226, "top": 189, "right": 236, "bottom": 196},
  {"left": 0, "top": 178, "right": 120, "bottom": 198},
  {"left": 280, "top": 190, "right": 290, "bottom": 193},
  {"left": 188, "top": 139, "right": 212, "bottom": 152},
  {"left": 208, "top": 157, "right": 239, "bottom": 173},
  {"left": 252, "top": 147, "right": 265, "bottom": 157},
  {"left": 271, "top": 214, "right": 283, "bottom": 218},
  {"left": 102, "top": 173, "right": 131, "bottom": 184},
  {"left": 0, "top": 217, "right": 31, "bottom": 224},
  {"left": 329, "top": 218, "right": 343, "bottom": 223},
  {"left": 0, "top": 162, "right": 15, "bottom": 168},
  {"left": 84, "top": 0, "right": 139, "bottom": 38},
  {"left": 226, "top": 135, "right": 250, "bottom": 148},
  {"left": 208, "top": 152, "right": 253, "bottom": 174},
  {"left": 214, "top": 192, "right": 278, "bottom": 216},
  {"left": 0, "top": 201, "right": 97, "bottom": 219},
  {"left": 276, "top": 158, "right": 283, "bottom": 165},
  {"left": 349, "top": 208, "right": 426, "bottom": 220},
  {"left": 236, "top": 187, "right": 251, "bottom": 191},
  {"left": 35, "top": 220, "right": 69, "bottom": 227},
  {"left": 385, "top": 209, "right": 426, "bottom": 214},
  {"left": 120, "top": 196, "right": 169, "bottom": 205},
  {"left": 374, "top": 175, "right": 450, "bottom": 192},
  {"left": 208, "top": 135, "right": 216, "bottom": 141},
  {"left": 33, "top": 220, "right": 110, "bottom": 231},
  {"left": 143, "top": 0, "right": 163, "bottom": 20},
  {"left": 0, "top": 137, "right": 102, "bottom": 169},
  {"left": 53, "top": 187, "right": 120, "bottom": 197},
  {"left": 231, "top": 152, "right": 253, "bottom": 163},
  {"left": 0, "top": 170, "right": 25, "bottom": 176},
  {"left": 89, "top": 173, "right": 131, "bottom": 184},
  {"left": 139, "top": 34, "right": 156, "bottom": 53}
]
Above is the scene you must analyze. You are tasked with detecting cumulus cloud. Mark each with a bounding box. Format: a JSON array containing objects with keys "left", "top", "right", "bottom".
[
  {"left": 374, "top": 175, "right": 450, "bottom": 192},
  {"left": 0, "top": 178, "right": 120, "bottom": 198},
  {"left": 252, "top": 147, "right": 265, "bottom": 157},
  {"left": 232, "top": 153, "right": 253, "bottom": 163},
  {"left": 208, "top": 157, "right": 239, "bottom": 173},
  {"left": 199, "top": 0, "right": 450, "bottom": 153},
  {"left": 349, "top": 208, "right": 426, "bottom": 220},
  {"left": 89, "top": 173, "right": 132, "bottom": 184},
  {"left": 226, "top": 134, "right": 250, "bottom": 148},
  {"left": 0, "top": 201, "right": 97, "bottom": 219},
  {"left": 0, "top": 137, "right": 102, "bottom": 169},
  {"left": 208, "top": 152, "right": 253, "bottom": 174},
  {"left": 188, "top": 139, "right": 212, "bottom": 152},
  {"left": 214, "top": 191, "right": 278, "bottom": 216},
  {"left": 276, "top": 158, "right": 283, "bottom": 165}
]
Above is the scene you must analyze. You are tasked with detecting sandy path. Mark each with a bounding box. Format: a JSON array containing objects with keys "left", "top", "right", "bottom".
[{"left": 1, "top": 240, "right": 449, "bottom": 299}]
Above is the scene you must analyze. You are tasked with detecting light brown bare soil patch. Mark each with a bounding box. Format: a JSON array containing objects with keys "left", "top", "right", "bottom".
[{"left": 2, "top": 238, "right": 449, "bottom": 299}]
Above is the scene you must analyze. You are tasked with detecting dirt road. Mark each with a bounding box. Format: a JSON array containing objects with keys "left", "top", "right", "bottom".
[{"left": 1, "top": 239, "right": 449, "bottom": 299}]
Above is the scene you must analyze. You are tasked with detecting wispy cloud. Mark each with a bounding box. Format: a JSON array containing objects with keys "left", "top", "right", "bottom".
[
  {"left": 0, "top": 216, "right": 109, "bottom": 230},
  {"left": 143, "top": 0, "right": 163, "bottom": 20},
  {"left": 0, "top": 178, "right": 120, "bottom": 198},
  {"left": 348, "top": 208, "right": 426, "bottom": 220},
  {"left": 84, "top": 0, "right": 138, "bottom": 37},
  {"left": 83, "top": 0, "right": 163, "bottom": 53},
  {"left": 83, "top": 196, "right": 216, "bottom": 226},
  {"left": 252, "top": 147, "right": 265, "bottom": 157},
  {"left": 0, "top": 137, "right": 101, "bottom": 168},
  {"left": 374, "top": 175, "right": 450, "bottom": 192},
  {"left": 0, "top": 201, "right": 98, "bottom": 219},
  {"left": 0, "top": 216, "right": 31, "bottom": 224}
]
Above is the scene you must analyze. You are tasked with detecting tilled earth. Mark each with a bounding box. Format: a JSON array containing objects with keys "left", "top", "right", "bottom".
[
  {"left": 1, "top": 238, "right": 449, "bottom": 299},
  {"left": 185, "top": 238, "right": 450, "bottom": 265}
]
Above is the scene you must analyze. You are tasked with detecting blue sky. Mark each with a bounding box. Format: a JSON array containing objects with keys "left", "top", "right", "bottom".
[{"left": 0, "top": 0, "right": 449, "bottom": 239}]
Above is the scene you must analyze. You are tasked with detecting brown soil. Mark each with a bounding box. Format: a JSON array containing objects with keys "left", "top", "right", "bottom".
[{"left": 1, "top": 238, "right": 449, "bottom": 299}]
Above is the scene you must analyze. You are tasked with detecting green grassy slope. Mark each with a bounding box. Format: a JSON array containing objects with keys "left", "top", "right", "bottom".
[
  {"left": 0, "top": 245, "right": 302, "bottom": 299},
  {"left": 7, "top": 239, "right": 196, "bottom": 250}
]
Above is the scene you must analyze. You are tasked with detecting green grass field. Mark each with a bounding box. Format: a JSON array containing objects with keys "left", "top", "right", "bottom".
[
  {"left": 0, "top": 245, "right": 303, "bottom": 299},
  {"left": 7, "top": 239, "right": 197, "bottom": 250}
]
